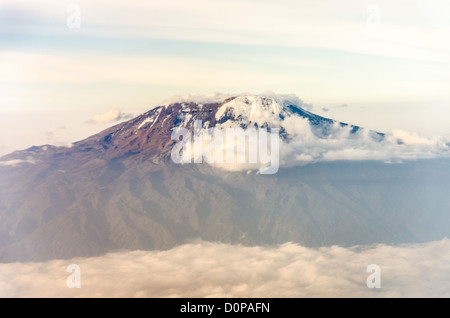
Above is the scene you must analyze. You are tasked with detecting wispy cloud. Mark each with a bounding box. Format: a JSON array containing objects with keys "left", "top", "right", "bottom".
[
  {"left": 0, "top": 158, "right": 36, "bottom": 166},
  {"left": 2, "top": 0, "right": 450, "bottom": 63},
  {"left": 1, "top": 239, "right": 450, "bottom": 297},
  {"left": 87, "top": 109, "right": 133, "bottom": 124}
]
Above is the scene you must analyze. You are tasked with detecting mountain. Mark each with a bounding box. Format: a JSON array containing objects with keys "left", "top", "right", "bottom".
[
  {"left": 0, "top": 95, "right": 449, "bottom": 262},
  {"left": 0, "top": 95, "right": 382, "bottom": 165}
]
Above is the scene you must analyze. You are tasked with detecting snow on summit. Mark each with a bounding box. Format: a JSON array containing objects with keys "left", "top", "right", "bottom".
[
  {"left": 160, "top": 91, "right": 308, "bottom": 109},
  {"left": 216, "top": 95, "right": 306, "bottom": 128}
]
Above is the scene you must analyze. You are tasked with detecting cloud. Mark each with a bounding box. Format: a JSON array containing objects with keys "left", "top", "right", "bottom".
[
  {"left": 2, "top": 0, "right": 450, "bottom": 64},
  {"left": 42, "top": 131, "right": 73, "bottom": 148},
  {"left": 87, "top": 109, "right": 133, "bottom": 124},
  {"left": 335, "top": 104, "right": 348, "bottom": 108},
  {"left": 0, "top": 157, "right": 36, "bottom": 167},
  {"left": 322, "top": 108, "right": 329, "bottom": 112},
  {"left": 1, "top": 239, "right": 450, "bottom": 297},
  {"left": 278, "top": 121, "right": 450, "bottom": 166}
]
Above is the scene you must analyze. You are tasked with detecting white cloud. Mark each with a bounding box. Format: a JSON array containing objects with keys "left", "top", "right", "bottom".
[
  {"left": 1, "top": 239, "right": 450, "bottom": 297},
  {"left": 87, "top": 109, "right": 133, "bottom": 124},
  {"left": 388, "top": 130, "right": 439, "bottom": 146},
  {"left": 0, "top": 157, "right": 36, "bottom": 166},
  {"left": 278, "top": 120, "right": 450, "bottom": 166}
]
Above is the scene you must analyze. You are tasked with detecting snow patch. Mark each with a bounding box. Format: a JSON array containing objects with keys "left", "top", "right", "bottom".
[
  {"left": 215, "top": 95, "right": 288, "bottom": 128},
  {"left": 180, "top": 113, "right": 192, "bottom": 127},
  {"left": 137, "top": 108, "right": 162, "bottom": 130},
  {"left": 137, "top": 117, "right": 153, "bottom": 129}
]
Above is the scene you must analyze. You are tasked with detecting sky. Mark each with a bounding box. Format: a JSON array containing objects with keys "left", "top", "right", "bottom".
[{"left": 1, "top": 0, "right": 450, "bottom": 156}]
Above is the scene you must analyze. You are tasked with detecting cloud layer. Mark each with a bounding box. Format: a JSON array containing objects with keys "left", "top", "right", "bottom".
[
  {"left": 1, "top": 239, "right": 450, "bottom": 298},
  {"left": 3, "top": 0, "right": 450, "bottom": 63}
]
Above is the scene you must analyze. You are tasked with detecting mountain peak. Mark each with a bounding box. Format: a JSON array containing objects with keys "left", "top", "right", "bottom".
[
  {"left": 215, "top": 95, "right": 309, "bottom": 128},
  {"left": 0, "top": 93, "right": 382, "bottom": 168}
]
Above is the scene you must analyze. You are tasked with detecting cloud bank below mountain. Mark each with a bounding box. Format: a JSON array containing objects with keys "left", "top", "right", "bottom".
[{"left": 2, "top": 239, "right": 450, "bottom": 297}]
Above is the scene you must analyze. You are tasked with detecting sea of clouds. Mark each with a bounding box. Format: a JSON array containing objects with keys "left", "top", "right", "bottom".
[{"left": 1, "top": 239, "right": 450, "bottom": 297}]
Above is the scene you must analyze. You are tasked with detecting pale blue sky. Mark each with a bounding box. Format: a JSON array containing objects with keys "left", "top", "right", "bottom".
[{"left": 1, "top": 0, "right": 450, "bottom": 155}]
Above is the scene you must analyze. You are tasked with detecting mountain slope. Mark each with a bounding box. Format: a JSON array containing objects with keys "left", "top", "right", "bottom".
[{"left": 0, "top": 95, "right": 448, "bottom": 263}]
